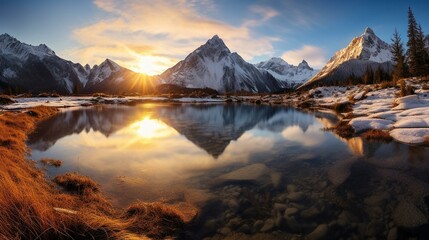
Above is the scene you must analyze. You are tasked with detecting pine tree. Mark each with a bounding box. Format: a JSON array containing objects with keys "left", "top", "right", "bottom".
[
  {"left": 416, "top": 24, "right": 429, "bottom": 77},
  {"left": 407, "top": 7, "right": 419, "bottom": 76},
  {"left": 363, "top": 67, "right": 374, "bottom": 85},
  {"left": 407, "top": 7, "right": 428, "bottom": 77},
  {"left": 391, "top": 29, "right": 407, "bottom": 83}
]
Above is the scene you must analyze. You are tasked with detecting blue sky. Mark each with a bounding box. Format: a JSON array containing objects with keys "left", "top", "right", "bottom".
[{"left": 1, "top": 0, "right": 428, "bottom": 75}]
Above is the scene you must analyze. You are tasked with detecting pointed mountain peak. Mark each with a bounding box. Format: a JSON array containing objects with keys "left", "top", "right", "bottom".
[
  {"left": 363, "top": 27, "right": 375, "bottom": 36},
  {"left": 100, "top": 58, "right": 121, "bottom": 71},
  {"left": 269, "top": 57, "right": 289, "bottom": 65},
  {"left": 0, "top": 33, "right": 17, "bottom": 42},
  {"left": 205, "top": 35, "right": 228, "bottom": 48},
  {"left": 35, "top": 43, "right": 55, "bottom": 55},
  {"left": 298, "top": 60, "right": 312, "bottom": 70}
]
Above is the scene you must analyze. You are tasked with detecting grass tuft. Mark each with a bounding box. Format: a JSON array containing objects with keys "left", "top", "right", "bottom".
[
  {"left": 53, "top": 172, "right": 100, "bottom": 194},
  {"left": 362, "top": 129, "right": 393, "bottom": 142},
  {"left": 123, "top": 202, "right": 185, "bottom": 239},
  {"left": 334, "top": 120, "right": 355, "bottom": 138},
  {"left": 40, "top": 158, "right": 62, "bottom": 167}
]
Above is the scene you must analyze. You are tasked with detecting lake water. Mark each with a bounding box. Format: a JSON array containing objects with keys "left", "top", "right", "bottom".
[{"left": 28, "top": 103, "right": 429, "bottom": 239}]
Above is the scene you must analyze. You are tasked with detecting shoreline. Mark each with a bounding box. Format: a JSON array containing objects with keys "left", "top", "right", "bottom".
[
  {"left": 3, "top": 80, "right": 429, "bottom": 146},
  {"left": 0, "top": 106, "right": 195, "bottom": 239}
]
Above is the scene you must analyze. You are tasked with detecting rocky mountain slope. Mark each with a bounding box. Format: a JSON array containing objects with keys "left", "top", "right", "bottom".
[
  {"left": 255, "top": 57, "right": 318, "bottom": 88},
  {"left": 0, "top": 34, "right": 152, "bottom": 94},
  {"left": 158, "top": 35, "right": 285, "bottom": 93},
  {"left": 300, "top": 28, "right": 393, "bottom": 88}
]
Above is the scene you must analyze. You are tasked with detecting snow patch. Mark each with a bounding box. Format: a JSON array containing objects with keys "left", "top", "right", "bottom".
[
  {"left": 2, "top": 68, "right": 17, "bottom": 78},
  {"left": 390, "top": 128, "right": 429, "bottom": 144}
]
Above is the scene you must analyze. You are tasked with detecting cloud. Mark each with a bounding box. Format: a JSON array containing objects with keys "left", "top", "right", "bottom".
[
  {"left": 64, "top": 0, "right": 279, "bottom": 75},
  {"left": 282, "top": 45, "right": 326, "bottom": 69}
]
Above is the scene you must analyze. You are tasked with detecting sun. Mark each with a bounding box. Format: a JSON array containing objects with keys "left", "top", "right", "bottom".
[
  {"left": 130, "top": 117, "right": 173, "bottom": 139},
  {"left": 133, "top": 55, "right": 171, "bottom": 75}
]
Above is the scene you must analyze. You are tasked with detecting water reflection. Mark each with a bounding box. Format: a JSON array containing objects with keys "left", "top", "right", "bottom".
[{"left": 28, "top": 103, "right": 429, "bottom": 239}]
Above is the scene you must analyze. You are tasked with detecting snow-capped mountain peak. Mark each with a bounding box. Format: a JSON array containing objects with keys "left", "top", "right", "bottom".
[
  {"left": 255, "top": 57, "right": 318, "bottom": 88},
  {"left": 87, "top": 59, "right": 122, "bottom": 85},
  {"left": 159, "top": 35, "right": 284, "bottom": 93},
  {"left": 300, "top": 27, "right": 393, "bottom": 88},
  {"left": 298, "top": 60, "right": 312, "bottom": 70},
  {"left": 0, "top": 33, "right": 56, "bottom": 60}
]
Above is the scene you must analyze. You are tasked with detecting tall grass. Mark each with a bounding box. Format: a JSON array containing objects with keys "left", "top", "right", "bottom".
[{"left": 0, "top": 106, "right": 188, "bottom": 239}]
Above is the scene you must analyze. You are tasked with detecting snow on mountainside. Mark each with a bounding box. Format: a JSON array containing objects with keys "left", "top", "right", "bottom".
[
  {"left": 0, "top": 34, "right": 56, "bottom": 60},
  {"left": 159, "top": 35, "right": 285, "bottom": 93},
  {"left": 0, "top": 33, "right": 150, "bottom": 94},
  {"left": 255, "top": 57, "right": 318, "bottom": 88},
  {"left": 301, "top": 27, "right": 393, "bottom": 88}
]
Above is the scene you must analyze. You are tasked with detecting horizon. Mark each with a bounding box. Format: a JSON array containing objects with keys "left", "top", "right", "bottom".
[{"left": 1, "top": 0, "right": 429, "bottom": 75}]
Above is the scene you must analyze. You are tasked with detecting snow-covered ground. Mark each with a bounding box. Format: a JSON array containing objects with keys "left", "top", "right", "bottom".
[
  {"left": 303, "top": 81, "right": 429, "bottom": 145},
  {"left": 0, "top": 96, "right": 226, "bottom": 110}
]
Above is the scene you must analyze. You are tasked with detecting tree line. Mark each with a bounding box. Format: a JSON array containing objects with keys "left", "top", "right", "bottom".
[{"left": 391, "top": 7, "right": 429, "bottom": 82}]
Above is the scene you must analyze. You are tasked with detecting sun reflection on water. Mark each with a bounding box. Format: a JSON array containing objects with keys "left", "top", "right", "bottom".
[{"left": 129, "top": 116, "right": 173, "bottom": 139}]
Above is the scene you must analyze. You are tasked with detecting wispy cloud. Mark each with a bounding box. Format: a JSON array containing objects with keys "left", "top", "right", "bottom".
[
  {"left": 282, "top": 45, "right": 326, "bottom": 69},
  {"left": 65, "top": 0, "right": 279, "bottom": 75}
]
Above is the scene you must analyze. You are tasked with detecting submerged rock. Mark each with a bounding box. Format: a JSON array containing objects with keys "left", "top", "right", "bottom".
[
  {"left": 393, "top": 201, "right": 428, "bottom": 228},
  {"left": 260, "top": 219, "right": 275, "bottom": 232},
  {"left": 307, "top": 224, "right": 328, "bottom": 240},
  {"left": 286, "top": 192, "right": 305, "bottom": 202}
]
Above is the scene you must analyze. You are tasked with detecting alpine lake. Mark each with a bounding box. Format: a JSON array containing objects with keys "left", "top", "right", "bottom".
[{"left": 28, "top": 102, "right": 429, "bottom": 239}]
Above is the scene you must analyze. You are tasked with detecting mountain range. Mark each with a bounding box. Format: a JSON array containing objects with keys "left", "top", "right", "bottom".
[{"left": 0, "top": 28, "right": 399, "bottom": 95}]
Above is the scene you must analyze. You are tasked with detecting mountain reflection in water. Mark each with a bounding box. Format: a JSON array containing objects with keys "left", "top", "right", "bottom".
[{"left": 28, "top": 103, "right": 429, "bottom": 239}]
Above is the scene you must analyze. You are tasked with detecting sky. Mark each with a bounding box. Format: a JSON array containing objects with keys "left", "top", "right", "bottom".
[{"left": 1, "top": 0, "right": 428, "bottom": 75}]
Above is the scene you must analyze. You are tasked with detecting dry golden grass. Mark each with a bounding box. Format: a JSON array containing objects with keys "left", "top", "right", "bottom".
[
  {"left": 334, "top": 120, "right": 355, "bottom": 138},
  {"left": 40, "top": 158, "right": 62, "bottom": 167},
  {"left": 362, "top": 129, "right": 393, "bottom": 142},
  {"left": 424, "top": 135, "right": 429, "bottom": 145},
  {"left": 54, "top": 172, "right": 99, "bottom": 194},
  {"left": 0, "top": 106, "right": 190, "bottom": 239}
]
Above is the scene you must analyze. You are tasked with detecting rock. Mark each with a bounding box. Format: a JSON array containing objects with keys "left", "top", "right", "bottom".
[
  {"left": 307, "top": 224, "right": 328, "bottom": 240},
  {"left": 364, "top": 192, "right": 388, "bottom": 206},
  {"left": 387, "top": 228, "right": 398, "bottom": 240},
  {"left": 219, "top": 227, "right": 231, "bottom": 235},
  {"left": 287, "top": 184, "right": 298, "bottom": 193},
  {"left": 219, "top": 164, "right": 270, "bottom": 181},
  {"left": 393, "top": 201, "right": 428, "bottom": 228},
  {"left": 365, "top": 221, "right": 384, "bottom": 237},
  {"left": 300, "top": 206, "right": 321, "bottom": 220},
  {"left": 284, "top": 207, "right": 299, "bottom": 217},
  {"left": 285, "top": 216, "right": 301, "bottom": 233},
  {"left": 286, "top": 192, "right": 305, "bottom": 202},
  {"left": 318, "top": 181, "right": 328, "bottom": 190},
  {"left": 237, "top": 224, "right": 250, "bottom": 234},
  {"left": 275, "top": 214, "right": 284, "bottom": 227},
  {"left": 270, "top": 172, "right": 282, "bottom": 187},
  {"left": 273, "top": 203, "right": 287, "bottom": 213},
  {"left": 260, "top": 219, "right": 275, "bottom": 232},
  {"left": 227, "top": 217, "right": 241, "bottom": 228},
  {"left": 253, "top": 220, "right": 264, "bottom": 231},
  {"left": 337, "top": 210, "right": 355, "bottom": 226}
]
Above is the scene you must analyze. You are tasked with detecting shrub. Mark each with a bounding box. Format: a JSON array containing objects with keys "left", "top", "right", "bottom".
[{"left": 362, "top": 129, "right": 393, "bottom": 142}]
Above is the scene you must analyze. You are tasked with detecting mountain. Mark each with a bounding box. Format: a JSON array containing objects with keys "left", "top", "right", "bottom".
[
  {"left": 158, "top": 35, "right": 285, "bottom": 93},
  {"left": 255, "top": 57, "right": 318, "bottom": 88},
  {"left": 300, "top": 27, "right": 393, "bottom": 88},
  {"left": 0, "top": 33, "right": 153, "bottom": 95}
]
